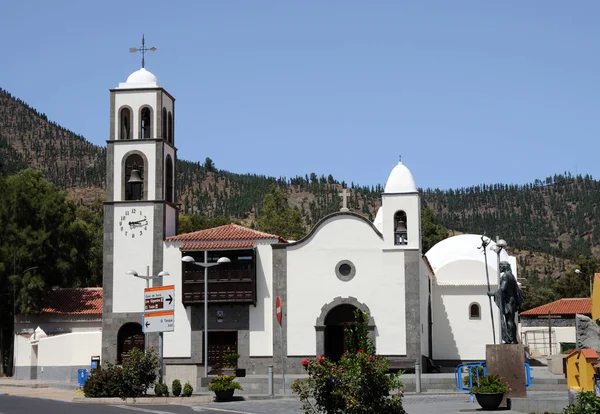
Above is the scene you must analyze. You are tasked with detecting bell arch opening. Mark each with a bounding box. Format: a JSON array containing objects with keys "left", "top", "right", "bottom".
[
  {"left": 394, "top": 210, "right": 408, "bottom": 245},
  {"left": 165, "top": 155, "right": 174, "bottom": 203},
  {"left": 123, "top": 153, "right": 147, "bottom": 201},
  {"left": 119, "top": 106, "right": 132, "bottom": 140},
  {"left": 117, "top": 322, "right": 144, "bottom": 364},
  {"left": 140, "top": 106, "right": 152, "bottom": 139},
  {"left": 167, "top": 111, "right": 173, "bottom": 144}
]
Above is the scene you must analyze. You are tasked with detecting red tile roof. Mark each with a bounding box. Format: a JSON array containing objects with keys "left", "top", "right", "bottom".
[
  {"left": 581, "top": 349, "right": 598, "bottom": 359},
  {"left": 181, "top": 241, "right": 256, "bottom": 250},
  {"left": 167, "top": 223, "right": 286, "bottom": 243},
  {"left": 39, "top": 288, "right": 103, "bottom": 315},
  {"left": 520, "top": 298, "right": 591, "bottom": 316}
]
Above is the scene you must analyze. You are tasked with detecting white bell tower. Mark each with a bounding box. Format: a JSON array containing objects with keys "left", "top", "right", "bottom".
[
  {"left": 102, "top": 47, "right": 178, "bottom": 364},
  {"left": 381, "top": 160, "right": 421, "bottom": 251}
]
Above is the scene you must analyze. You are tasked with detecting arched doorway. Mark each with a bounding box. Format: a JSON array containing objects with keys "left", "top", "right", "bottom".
[
  {"left": 324, "top": 304, "right": 357, "bottom": 362},
  {"left": 117, "top": 322, "right": 144, "bottom": 364}
]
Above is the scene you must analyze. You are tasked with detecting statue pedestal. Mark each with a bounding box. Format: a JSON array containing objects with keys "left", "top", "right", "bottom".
[{"left": 486, "top": 344, "right": 527, "bottom": 408}]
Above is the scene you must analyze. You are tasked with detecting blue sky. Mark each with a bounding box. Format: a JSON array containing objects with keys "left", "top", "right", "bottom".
[{"left": 2, "top": 1, "right": 599, "bottom": 191}]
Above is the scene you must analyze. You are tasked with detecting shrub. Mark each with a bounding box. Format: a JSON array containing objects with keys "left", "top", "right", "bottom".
[
  {"left": 562, "top": 391, "right": 600, "bottom": 414},
  {"left": 207, "top": 375, "right": 243, "bottom": 392},
  {"left": 154, "top": 382, "right": 169, "bottom": 397},
  {"left": 291, "top": 310, "right": 405, "bottom": 414},
  {"left": 83, "top": 364, "right": 124, "bottom": 398},
  {"left": 172, "top": 379, "right": 182, "bottom": 397},
  {"left": 82, "top": 347, "right": 159, "bottom": 400},
  {"left": 224, "top": 353, "right": 240, "bottom": 368},
  {"left": 470, "top": 374, "right": 510, "bottom": 394},
  {"left": 183, "top": 381, "right": 194, "bottom": 397}
]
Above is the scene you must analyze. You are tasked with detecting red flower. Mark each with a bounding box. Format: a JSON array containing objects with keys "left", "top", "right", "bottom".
[
  {"left": 318, "top": 356, "right": 325, "bottom": 363},
  {"left": 369, "top": 356, "right": 374, "bottom": 361},
  {"left": 302, "top": 359, "right": 309, "bottom": 367},
  {"left": 358, "top": 349, "right": 364, "bottom": 354}
]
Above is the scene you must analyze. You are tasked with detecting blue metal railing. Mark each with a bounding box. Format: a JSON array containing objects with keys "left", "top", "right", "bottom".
[{"left": 455, "top": 361, "right": 532, "bottom": 399}]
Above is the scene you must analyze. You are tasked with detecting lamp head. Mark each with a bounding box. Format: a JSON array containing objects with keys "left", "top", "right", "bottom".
[
  {"left": 181, "top": 256, "right": 195, "bottom": 263},
  {"left": 126, "top": 270, "right": 138, "bottom": 277},
  {"left": 158, "top": 271, "right": 170, "bottom": 277},
  {"left": 217, "top": 257, "right": 231, "bottom": 264},
  {"left": 496, "top": 239, "right": 507, "bottom": 248},
  {"left": 575, "top": 269, "right": 582, "bottom": 274}
]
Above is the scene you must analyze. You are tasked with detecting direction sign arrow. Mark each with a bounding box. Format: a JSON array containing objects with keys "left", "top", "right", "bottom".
[
  {"left": 144, "top": 285, "right": 175, "bottom": 312},
  {"left": 142, "top": 311, "right": 175, "bottom": 333}
]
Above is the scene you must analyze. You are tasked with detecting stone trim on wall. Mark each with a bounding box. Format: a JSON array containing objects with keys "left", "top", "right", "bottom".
[
  {"left": 404, "top": 251, "right": 421, "bottom": 360},
  {"left": 314, "top": 296, "right": 376, "bottom": 357}
]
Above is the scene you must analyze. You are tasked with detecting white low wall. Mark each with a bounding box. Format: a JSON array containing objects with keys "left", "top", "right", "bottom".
[{"left": 15, "top": 331, "right": 101, "bottom": 382}]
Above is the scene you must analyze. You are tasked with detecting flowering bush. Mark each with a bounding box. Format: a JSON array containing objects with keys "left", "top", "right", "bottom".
[
  {"left": 291, "top": 310, "right": 405, "bottom": 414},
  {"left": 470, "top": 374, "right": 510, "bottom": 394}
]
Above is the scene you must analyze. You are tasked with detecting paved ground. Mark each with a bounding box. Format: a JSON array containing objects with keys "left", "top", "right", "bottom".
[{"left": 190, "top": 394, "right": 530, "bottom": 413}]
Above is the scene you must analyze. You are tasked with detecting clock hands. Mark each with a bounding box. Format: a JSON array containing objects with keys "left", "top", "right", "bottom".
[{"left": 128, "top": 218, "right": 148, "bottom": 226}]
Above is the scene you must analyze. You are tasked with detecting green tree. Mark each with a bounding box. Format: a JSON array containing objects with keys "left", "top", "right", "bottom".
[
  {"left": 257, "top": 185, "right": 306, "bottom": 240},
  {"left": 421, "top": 206, "right": 449, "bottom": 253}
]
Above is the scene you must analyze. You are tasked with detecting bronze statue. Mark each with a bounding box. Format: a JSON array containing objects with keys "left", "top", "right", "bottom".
[{"left": 490, "top": 261, "right": 524, "bottom": 344}]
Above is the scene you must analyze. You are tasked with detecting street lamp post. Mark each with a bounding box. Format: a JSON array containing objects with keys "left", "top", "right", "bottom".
[
  {"left": 575, "top": 269, "right": 591, "bottom": 297},
  {"left": 491, "top": 238, "right": 507, "bottom": 343},
  {"left": 126, "top": 266, "right": 170, "bottom": 383},
  {"left": 182, "top": 253, "right": 231, "bottom": 384}
]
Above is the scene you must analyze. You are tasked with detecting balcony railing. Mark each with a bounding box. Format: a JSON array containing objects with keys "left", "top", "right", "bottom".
[{"left": 182, "top": 266, "right": 256, "bottom": 305}]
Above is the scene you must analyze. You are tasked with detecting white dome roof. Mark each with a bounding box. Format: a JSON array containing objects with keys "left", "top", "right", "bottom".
[
  {"left": 384, "top": 161, "right": 417, "bottom": 193},
  {"left": 425, "top": 233, "right": 516, "bottom": 278},
  {"left": 118, "top": 68, "right": 159, "bottom": 89}
]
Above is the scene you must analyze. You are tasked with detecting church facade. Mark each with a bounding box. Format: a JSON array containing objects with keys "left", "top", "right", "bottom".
[{"left": 95, "top": 65, "right": 518, "bottom": 388}]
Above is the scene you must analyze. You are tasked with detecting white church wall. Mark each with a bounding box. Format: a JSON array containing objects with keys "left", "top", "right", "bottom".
[
  {"left": 249, "top": 243, "right": 274, "bottom": 356},
  {"left": 16, "top": 316, "right": 101, "bottom": 335},
  {"left": 113, "top": 142, "right": 158, "bottom": 201},
  {"left": 432, "top": 285, "right": 497, "bottom": 361},
  {"left": 161, "top": 242, "right": 192, "bottom": 358},
  {"left": 287, "top": 215, "right": 406, "bottom": 356},
  {"left": 112, "top": 202, "right": 156, "bottom": 313},
  {"left": 114, "top": 91, "right": 159, "bottom": 143}
]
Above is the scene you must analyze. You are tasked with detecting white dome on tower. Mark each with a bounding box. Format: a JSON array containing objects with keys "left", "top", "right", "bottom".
[
  {"left": 117, "top": 68, "right": 159, "bottom": 89},
  {"left": 383, "top": 161, "right": 417, "bottom": 193}
]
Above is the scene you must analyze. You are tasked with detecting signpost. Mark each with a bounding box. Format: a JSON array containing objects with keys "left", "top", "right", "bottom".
[
  {"left": 144, "top": 285, "right": 175, "bottom": 312},
  {"left": 142, "top": 311, "right": 175, "bottom": 333},
  {"left": 142, "top": 284, "right": 175, "bottom": 384},
  {"left": 276, "top": 296, "right": 285, "bottom": 395}
]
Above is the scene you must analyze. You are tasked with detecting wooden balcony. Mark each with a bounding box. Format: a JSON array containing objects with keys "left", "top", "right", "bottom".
[{"left": 182, "top": 265, "right": 256, "bottom": 305}]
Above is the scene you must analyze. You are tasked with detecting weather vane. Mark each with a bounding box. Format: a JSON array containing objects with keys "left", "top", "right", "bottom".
[{"left": 129, "top": 34, "right": 156, "bottom": 69}]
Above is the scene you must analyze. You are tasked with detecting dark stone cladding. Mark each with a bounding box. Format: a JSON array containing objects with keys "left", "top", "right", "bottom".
[
  {"left": 106, "top": 138, "right": 177, "bottom": 151},
  {"left": 404, "top": 250, "right": 421, "bottom": 361},
  {"left": 101, "top": 200, "right": 170, "bottom": 365},
  {"left": 272, "top": 248, "right": 287, "bottom": 373},
  {"left": 522, "top": 316, "right": 577, "bottom": 327}
]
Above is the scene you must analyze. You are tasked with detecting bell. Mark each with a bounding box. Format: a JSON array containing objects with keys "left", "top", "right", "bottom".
[
  {"left": 128, "top": 168, "right": 143, "bottom": 183},
  {"left": 395, "top": 220, "right": 407, "bottom": 232}
]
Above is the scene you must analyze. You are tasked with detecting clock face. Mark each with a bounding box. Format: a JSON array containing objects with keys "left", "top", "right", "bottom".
[{"left": 117, "top": 207, "right": 149, "bottom": 239}]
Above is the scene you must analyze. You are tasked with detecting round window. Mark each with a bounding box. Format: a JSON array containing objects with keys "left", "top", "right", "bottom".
[{"left": 335, "top": 260, "right": 356, "bottom": 281}]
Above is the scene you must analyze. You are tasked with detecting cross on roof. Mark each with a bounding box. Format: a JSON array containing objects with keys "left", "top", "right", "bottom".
[
  {"left": 129, "top": 34, "right": 157, "bottom": 69},
  {"left": 339, "top": 188, "right": 350, "bottom": 212}
]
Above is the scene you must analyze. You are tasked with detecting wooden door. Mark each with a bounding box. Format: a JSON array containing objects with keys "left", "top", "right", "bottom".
[{"left": 207, "top": 331, "right": 237, "bottom": 370}]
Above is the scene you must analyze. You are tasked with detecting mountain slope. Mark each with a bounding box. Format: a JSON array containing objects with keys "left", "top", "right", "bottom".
[{"left": 1, "top": 87, "right": 597, "bottom": 280}]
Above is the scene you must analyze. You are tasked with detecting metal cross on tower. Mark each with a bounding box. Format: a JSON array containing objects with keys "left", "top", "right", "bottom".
[{"left": 129, "top": 34, "right": 157, "bottom": 68}]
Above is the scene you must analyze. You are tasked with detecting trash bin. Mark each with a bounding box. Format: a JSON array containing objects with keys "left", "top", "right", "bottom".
[{"left": 77, "top": 368, "right": 89, "bottom": 389}]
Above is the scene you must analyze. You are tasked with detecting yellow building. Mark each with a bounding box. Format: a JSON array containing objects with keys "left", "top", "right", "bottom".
[{"left": 565, "top": 349, "right": 598, "bottom": 392}]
